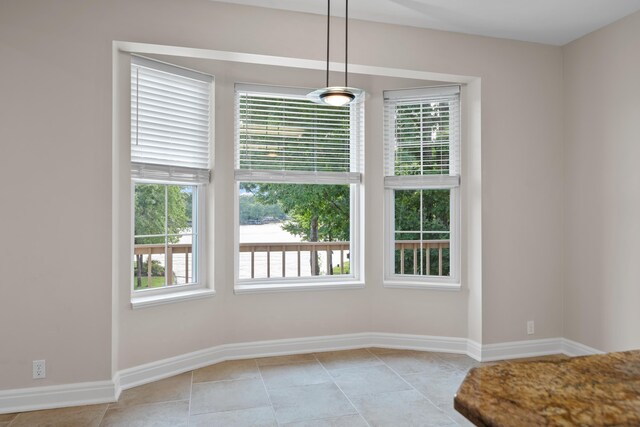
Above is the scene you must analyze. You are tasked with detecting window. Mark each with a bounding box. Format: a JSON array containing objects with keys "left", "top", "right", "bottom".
[
  {"left": 383, "top": 86, "right": 460, "bottom": 287},
  {"left": 234, "top": 84, "right": 363, "bottom": 290},
  {"left": 130, "top": 56, "right": 212, "bottom": 299}
]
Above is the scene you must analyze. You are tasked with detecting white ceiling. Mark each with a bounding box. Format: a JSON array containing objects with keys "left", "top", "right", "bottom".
[{"left": 212, "top": 0, "right": 640, "bottom": 45}]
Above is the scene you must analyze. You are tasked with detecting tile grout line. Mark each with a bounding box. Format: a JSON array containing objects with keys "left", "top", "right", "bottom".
[
  {"left": 189, "top": 374, "right": 276, "bottom": 386},
  {"left": 256, "top": 358, "right": 318, "bottom": 369},
  {"left": 110, "top": 398, "right": 192, "bottom": 409},
  {"left": 430, "top": 352, "right": 482, "bottom": 423},
  {"left": 254, "top": 358, "right": 281, "bottom": 426},
  {"left": 96, "top": 404, "right": 109, "bottom": 427},
  {"left": 315, "top": 351, "right": 373, "bottom": 427},
  {"left": 369, "top": 349, "right": 434, "bottom": 396},
  {"left": 6, "top": 409, "right": 24, "bottom": 427},
  {"left": 311, "top": 349, "right": 386, "bottom": 375},
  {"left": 365, "top": 348, "right": 430, "bottom": 394},
  {"left": 373, "top": 350, "right": 463, "bottom": 426},
  {"left": 187, "top": 370, "right": 194, "bottom": 426}
]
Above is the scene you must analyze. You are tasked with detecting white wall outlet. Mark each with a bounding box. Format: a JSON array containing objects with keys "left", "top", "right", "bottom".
[
  {"left": 527, "top": 320, "right": 535, "bottom": 335},
  {"left": 33, "top": 360, "right": 46, "bottom": 379}
]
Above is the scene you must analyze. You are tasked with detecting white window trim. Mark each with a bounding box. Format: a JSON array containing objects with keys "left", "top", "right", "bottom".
[
  {"left": 233, "top": 85, "right": 364, "bottom": 292},
  {"left": 383, "top": 184, "right": 461, "bottom": 289},
  {"left": 131, "top": 288, "right": 216, "bottom": 309},
  {"left": 233, "top": 181, "right": 364, "bottom": 293},
  {"left": 383, "top": 85, "right": 461, "bottom": 289},
  {"left": 130, "top": 181, "right": 211, "bottom": 308},
  {"left": 129, "top": 56, "right": 215, "bottom": 307},
  {"left": 234, "top": 281, "right": 365, "bottom": 294}
]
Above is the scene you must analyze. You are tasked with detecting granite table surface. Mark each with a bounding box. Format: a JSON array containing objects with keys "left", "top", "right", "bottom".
[{"left": 454, "top": 350, "right": 640, "bottom": 427}]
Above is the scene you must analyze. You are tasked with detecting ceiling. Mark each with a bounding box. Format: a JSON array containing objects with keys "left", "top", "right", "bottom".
[{"left": 211, "top": 0, "right": 640, "bottom": 45}]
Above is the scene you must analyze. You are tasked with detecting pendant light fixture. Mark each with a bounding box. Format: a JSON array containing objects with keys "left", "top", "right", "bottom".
[{"left": 308, "top": 0, "right": 363, "bottom": 106}]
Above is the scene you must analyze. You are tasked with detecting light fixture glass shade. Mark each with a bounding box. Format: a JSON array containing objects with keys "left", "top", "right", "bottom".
[
  {"left": 308, "top": 86, "right": 363, "bottom": 106},
  {"left": 308, "top": 0, "right": 363, "bottom": 107}
]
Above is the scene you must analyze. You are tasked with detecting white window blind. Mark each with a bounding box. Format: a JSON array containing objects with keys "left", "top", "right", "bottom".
[
  {"left": 384, "top": 86, "right": 460, "bottom": 186},
  {"left": 131, "top": 56, "right": 212, "bottom": 181},
  {"left": 235, "top": 84, "right": 362, "bottom": 184}
]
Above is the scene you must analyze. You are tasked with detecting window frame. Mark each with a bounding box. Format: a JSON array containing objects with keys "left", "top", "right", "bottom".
[
  {"left": 383, "top": 86, "right": 461, "bottom": 289},
  {"left": 130, "top": 180, "right": 208, "bottom": 298},
  {"left": 233, "top": 84, "right": 364, "bottom": 292},
  {"left": 129, "top": 56, "right": 215, "bottom": 306}
]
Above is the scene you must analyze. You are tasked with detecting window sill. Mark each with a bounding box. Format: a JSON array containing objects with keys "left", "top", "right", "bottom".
[
  {"left": 383, "top": 281, "right": 461, "bottom": 291},
  {"left": 131, "top": 288, "right": 216, "bottom": 309},
  {"left": 234, "top": 281, "right": 365, "bottom": 294}
]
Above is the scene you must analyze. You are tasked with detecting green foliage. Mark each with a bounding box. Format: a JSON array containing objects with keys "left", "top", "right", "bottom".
[
  {"left": 239, "top": 194, "right": 286, "bottom": 225},
  {"left": 133, "top": 259, "right": 165, "bottom": 277},
  {"left": 241, "top": 183, "right": 350, "bottom": 242},
  {"left": 134, "top": 184, "right": 192, "bottom": 244},
  {"left": 133, "top": 276, "right": 165, "bottom": 290},
  {"left": 394, "top": 189, "right": 450, "bottom": 276},
  {"left": 394, "top": 189, "right": 450, "bottom": 240},
  {"left": 233, "top": 98, "right": 453, "bottom": 278},
  {"left": 133, "top": 184, "right": 192, "bottom": 288},
  {"left": 237, "top": 95, "right": 352, "bottom": 277},
  {"left": 392, "top": 101, "right": 453, "bottom": 277},
  {"left": 332, "top": 261, "right": 350, "bottom": 275}
]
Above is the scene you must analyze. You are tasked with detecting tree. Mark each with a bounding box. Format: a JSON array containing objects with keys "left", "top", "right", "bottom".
[
  {"left": 241, "top": 183, "right": 350, "bottom": 275},
  {"left": 236, "top": 92, "right": 454, "bottom": 279},
  {"left": 239, "top": 194, "right": 286, "bottom": 225},
  {"left": 394, "top": 189, "right": 450, "bottom": 275},
  {"left": 237, "top": 93, "right": 353, "bottom": 276},
  {"left": 392, "top": 99, "right": 453, "bottom": 276},
  {"left": 134, "top": 184, "right": 192, "bottom": 287}
]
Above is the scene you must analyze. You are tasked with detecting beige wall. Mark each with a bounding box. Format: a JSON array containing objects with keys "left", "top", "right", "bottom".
[
  {"left": 563, "top": 11, "right": 640, "bottom": 352},
  {"left": 0, "top": 0, "right": 564, "bottom": 390}
]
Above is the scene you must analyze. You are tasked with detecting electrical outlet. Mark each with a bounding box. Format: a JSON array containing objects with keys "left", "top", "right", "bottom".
[
  {"left": 527, "top": 320, "right": 535, "bottom": 335},
  {"left": 33, "top": 360, "right": 46, "bottom": 379}
]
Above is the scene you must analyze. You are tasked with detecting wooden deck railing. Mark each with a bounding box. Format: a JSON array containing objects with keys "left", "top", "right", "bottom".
[
  {"left": 134, "top": 239, "right": 450, "bottom": 282},
  {"left": 134, "top": 243, "right": 192, "bottom": 284},
  {"left": 239, "top": 241, "right": 350, "bottom": 278},
  {"left": 395, "top": 240, "right": 450, "bottom": 276}
]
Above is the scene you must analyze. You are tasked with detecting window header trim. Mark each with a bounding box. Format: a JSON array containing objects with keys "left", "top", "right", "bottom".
[
  {"left": 132, "top": 55, "right": 213, "bottom": 83},
  {"left": 384, "top": 85, "right": 460, "bottom": 101}
]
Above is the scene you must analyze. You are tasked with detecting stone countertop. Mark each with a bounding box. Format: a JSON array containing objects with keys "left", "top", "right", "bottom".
[{"left": 454, "top": 351, "right": 640, "bottom": 426}]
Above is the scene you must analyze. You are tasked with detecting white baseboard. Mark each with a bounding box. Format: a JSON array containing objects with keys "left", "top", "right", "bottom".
[
  {"left": 0, "top": 380, "right": 115, "bottom": 414},
  {"left": 466, "top": 339, "right": 482, "bottom": 361},
  {"left": 369, "top": 332, "right": 468, "bottom": 355},
  {"left": 0, "top": 333, "right": 603, "bottom": 415},
  {"left": 477, "top": 338, "right": 564, "bottom": 362},
  {"left": 118, "top": 332, "right": 468, "bottom": 391},
  {"left": 468, "top": 337, "right": 603, "bottom": 362},
  {"left": 561, "top": 338, "right": 604, "bottom": 357},
  {"left": 118, "top": 332, "right": 367, "bottom": 390}
]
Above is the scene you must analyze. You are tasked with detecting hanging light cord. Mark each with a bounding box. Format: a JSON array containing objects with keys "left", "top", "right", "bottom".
[
  {"left": 326, "top": 0, "right": 330, "bottom": 88},
  {"left": 308, "top": 0, "right": 359, "bottom": 106},
  {"left": 345, "top": 0, "right": 348, "bottom": 87},
  {"left": 325, "top": 0, "right": 350, "bottom": 88}
]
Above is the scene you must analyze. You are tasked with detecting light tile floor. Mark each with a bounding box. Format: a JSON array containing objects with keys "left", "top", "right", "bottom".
[{"left": 2, "top": 349, "right": 565, "bottom": 426}]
